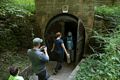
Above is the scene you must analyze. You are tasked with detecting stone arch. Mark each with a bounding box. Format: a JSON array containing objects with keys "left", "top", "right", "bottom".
[{"left": 44, "top": 13, "right": 85, "bottom": 63}]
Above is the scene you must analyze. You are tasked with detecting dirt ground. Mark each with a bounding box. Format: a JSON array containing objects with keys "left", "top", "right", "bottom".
[
  {"left": 0, "top": 51, "right": 30, "bottom": 80},
  {"left": 30, "top": 61, "right": 75, "bottom": 80},
  {"left": 47, "top": 61, "right": 75, "bottom": 80}
]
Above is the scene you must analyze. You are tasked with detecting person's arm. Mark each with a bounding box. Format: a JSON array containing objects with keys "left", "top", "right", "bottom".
[
  {"left": 51, "top": 43, "right": 55, "bottom": 52},
  {"left": 40, "top": 53, "right": 49, "bottom": 62},
  {"left": 39, "top": 45, "right": 45, "bottom": 50},
  {"left": 43, "top": 47, "right": 49, "bottom": 60},
  {"left": 61, "top": 43, "right": 69, "bottom": 55},
  {"left": 37, "top": 48, "right": 49, "bottom": 62}
]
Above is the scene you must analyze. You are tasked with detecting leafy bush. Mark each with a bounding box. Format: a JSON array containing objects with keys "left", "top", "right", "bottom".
[
  {"left": 0, "top": 3, "right": 33, "bottom": 17},
  {"left": 0, "top": 29, "right": 18, "bottom": 51},
  {"left": 11, "top": 0, "right": 35, "bottom": 13},
  {"left": 76, "top": 25, "right": 120, "bottom": 80},
  {"left": 94, "top": 6, "right": 120, "bottom": 37},
  {"left": 95, "top": 5, "right": 120, "bottom": 16},
  {"left": 0, "top": 0, "right": 35, "bottom": 51},
  {"left": 0, "top": 0, "right": 35, "bottom": 16},
  {"left": 0, "top": 0, "right": 34, "bottom": 79},
  {"left": 76, "top": 5, "right": 120, "bottom": 80}
]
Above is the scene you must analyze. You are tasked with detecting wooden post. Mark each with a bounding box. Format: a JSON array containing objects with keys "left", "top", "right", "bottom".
[{"left": 75, "top": 19, "right": 81, "bottom": 65}]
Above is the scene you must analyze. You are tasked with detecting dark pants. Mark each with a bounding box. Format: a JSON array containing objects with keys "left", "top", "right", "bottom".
[
  {"left": 55, "top": 52, "right": 64, "bottom": 72},
  {"left": 55, "top": 62, "right": 62, "bottom": 72},
  {"left": 36, "top": 70, "right": 49, "bottom": 80},
  {"left": 68, "top": 49, "right": 74, "bottom": 62}
]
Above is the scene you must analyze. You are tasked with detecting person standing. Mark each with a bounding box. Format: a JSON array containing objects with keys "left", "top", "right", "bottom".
[
  {"left": 51, "top": 32, "right": 69, "bottom": 75},
  {"left": 27, "top": 38, "right": 49, "bottom": 80},
  {"left": 66, "top": 32, "right": 74, "bottom": 62}
]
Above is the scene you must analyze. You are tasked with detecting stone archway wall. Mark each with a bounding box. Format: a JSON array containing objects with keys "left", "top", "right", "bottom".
[
  {"left": 45, "top": 13, "right": 78, "bottom": 34},
  {"left": 35, "top": 0, "right": 94, "bottom": 38},
  {"left": 44, "top": 13, "right": 85, "bottom": 63},
  {"left": 35, "top": 0, "right": 94, "bottom": 56}
]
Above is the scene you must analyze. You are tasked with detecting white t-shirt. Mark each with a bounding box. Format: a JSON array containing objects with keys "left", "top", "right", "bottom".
[{"left": 15, "top": 76, "right": 24, "bottom": 80}]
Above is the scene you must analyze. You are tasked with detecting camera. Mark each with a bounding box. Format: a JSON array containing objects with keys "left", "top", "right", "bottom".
[{"left": 40, "top": 45, "right": 47, "bottom": 51}]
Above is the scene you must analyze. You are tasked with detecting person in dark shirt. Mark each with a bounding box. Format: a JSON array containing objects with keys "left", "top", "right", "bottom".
[
  {"left": 27, "top": 38, "right": 49, "bottom": 80},
  {"left": 51, "top": 32, "right": 69, "bottom": 75}
]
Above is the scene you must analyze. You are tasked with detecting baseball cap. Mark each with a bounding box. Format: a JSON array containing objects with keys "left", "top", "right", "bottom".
[{"left": 33, "top": 38, "right": 43, "bottom": 46}]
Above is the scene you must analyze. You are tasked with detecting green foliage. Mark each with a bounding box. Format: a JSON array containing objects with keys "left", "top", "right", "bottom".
[
  {"left": 0, "top": 0, "right": 10, "bottom": 3},
  {"left": 95, "top": 5, "right": 120, "bottom": 16},
  {"left": 0, "top": 29, "right": 18, "bottom": 51},
  {"left": 11, "top": 0, "right": 35, "bottom": 13},
  {"left": 0, "top": 0, "right": 35, "bottom": 51},
  {"left": 76, "top": 6, "right": 120, "bottom": 80},
  {"left": 0, "top": 3, "right": 33, "bottom": 17},
  {"left": 0, "top": 0, "right": 35, "bottom": 16},
  {"left": 89, "top": 32, "right": 106, "bottom": 54},
  {"left": 76, "top": 25, "right": 120, "bottom": 80},
  {"left": 0, "top": 0, "right": 34, "bottom": 79},
  {"left": 95, "top": 5, "right": 120, "bottom": 35}
]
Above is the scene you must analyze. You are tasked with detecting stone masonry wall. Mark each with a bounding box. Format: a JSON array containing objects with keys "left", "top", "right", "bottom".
[{"left": 35, "top": 0, "right": 94, "bottom": 38}]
